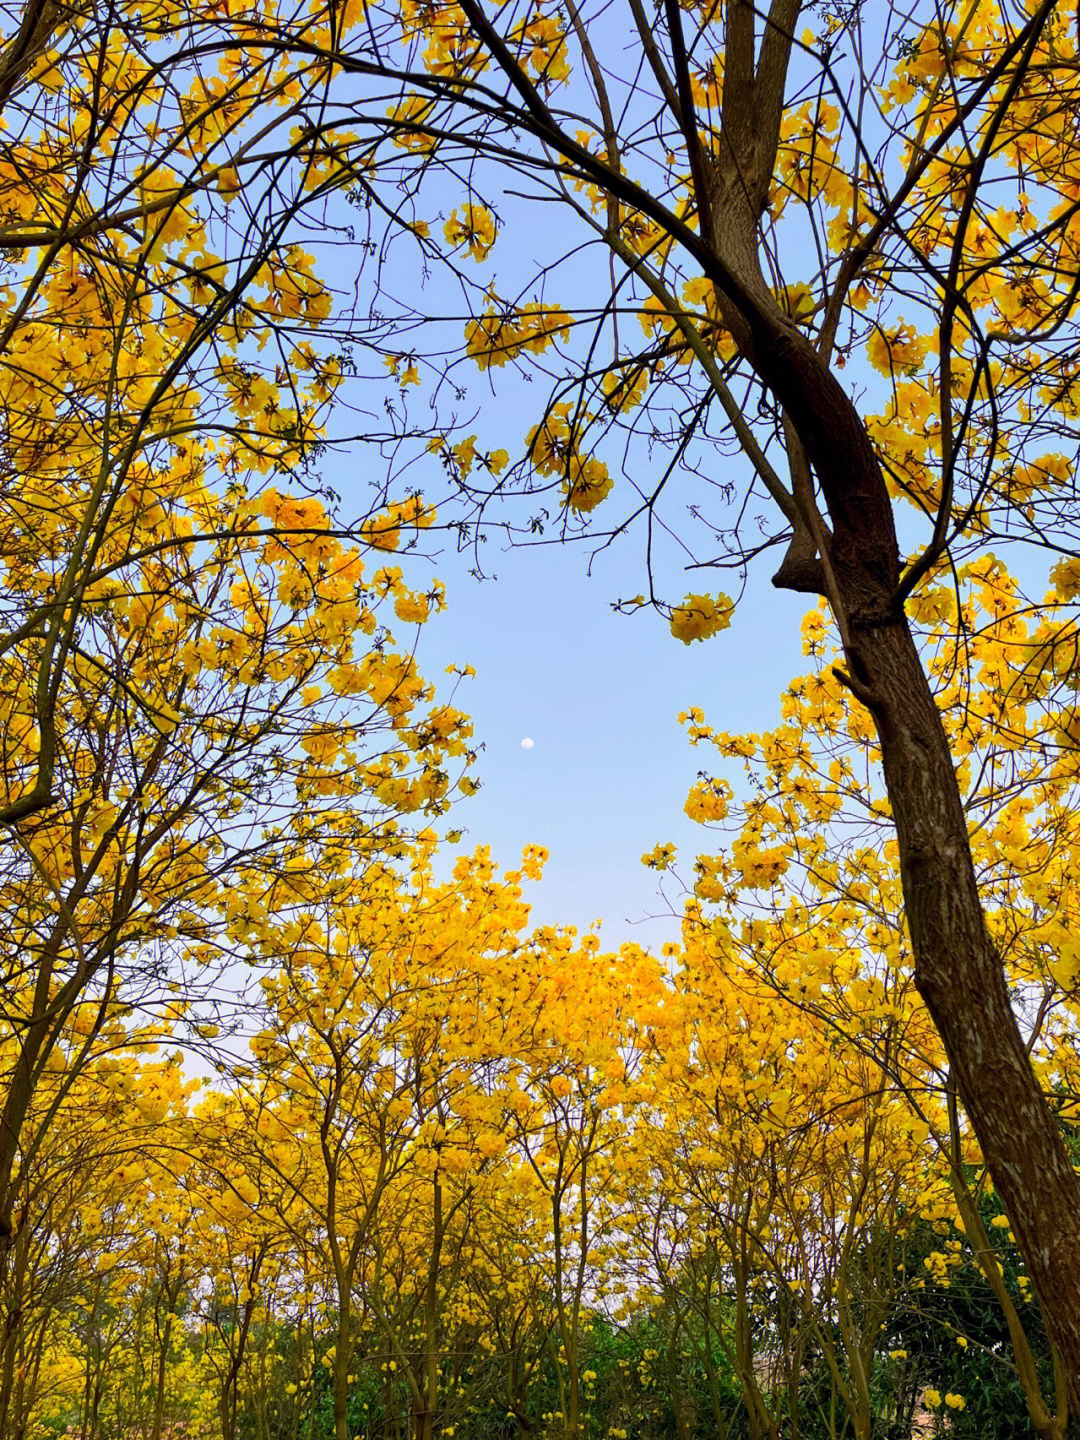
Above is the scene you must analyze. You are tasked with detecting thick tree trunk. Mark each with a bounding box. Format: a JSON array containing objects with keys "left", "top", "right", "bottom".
[
  {"left": 847, "top": 601, "right": 1080, "bottom": 1410},
  {"left": 691, "top": 25, "right": 1080, "bottom": 1374}
]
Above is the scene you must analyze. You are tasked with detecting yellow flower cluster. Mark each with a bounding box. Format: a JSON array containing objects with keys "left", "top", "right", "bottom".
[
  {"left": 443, "top": 204, "right": 497, "bottom": 260},
  {"left": 601, "top": 365, "right": 649, "bottom": 413},
  {"left": 464, "top": 301, "right": 572, "bottom": 369},
  {"left": 923, "top": 1389, "right": 965, "bottom": 1411},
  {"left": 684, "top": 777, "right": 732, "bottom": 823},
  {"left": 669, "top": 592, "right": 734, "bottom": 644},
  {"left": 525, "top": 404, "right": 613, "bottom": 512},
  {"left": 511, "top": 10, "right": 570, "bottom": 83},
  {"left": 867, "top": 322, "right": 930, "bottom": 376},
  {"left": 642, "top": 842, "right": 676, "bottom": 870},
  {"left": 359, "top": 495, "right": 436, "bottom": 552}
]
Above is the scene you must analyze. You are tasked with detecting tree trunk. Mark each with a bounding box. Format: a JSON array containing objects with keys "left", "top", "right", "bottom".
[
  {"left": 0, "top": 1302, "right": 20, "bottom": 1440},
  {"left": 151, "top": 1306, "right": 175, "bottom": 1440},
  {"left": 333, "top": 1307, "right": 351, "bottom": 1440},
  {"left": 847, "top": 602, "right": 1080, "bottom": 1410},
  {"left": 414, "top": 1173, "right": 444, "bottom": 1440},
  {"left": 684, "top": 1, "right": 1080, "bottom": 1380},
  {"left": 724, "top": 223, "right": 1080, "bottom": 1401}
]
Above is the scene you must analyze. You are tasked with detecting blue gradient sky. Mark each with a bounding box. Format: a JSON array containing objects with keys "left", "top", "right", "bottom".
[
  {"left": 417, "top": 537, "right": 811, "bottom": 949},
  {"left": 319, "top": 128, "right": 861, "bottom": 948}
]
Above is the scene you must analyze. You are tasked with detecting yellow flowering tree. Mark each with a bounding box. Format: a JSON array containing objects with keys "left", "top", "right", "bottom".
[
  {"left": 277, "top": 0, "right": 1080, "bottom": 1383},
  {"left": 670, "top": 560, "right": 1080, "bottom": 1434}
]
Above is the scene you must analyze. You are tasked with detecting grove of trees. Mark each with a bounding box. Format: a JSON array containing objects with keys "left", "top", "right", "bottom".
[{"left": 3, "top": 0, "right": 1080, "bottom": 1433}]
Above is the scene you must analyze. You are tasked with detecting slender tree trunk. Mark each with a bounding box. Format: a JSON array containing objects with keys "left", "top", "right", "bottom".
[
  {"left": 11, "top": 1321, "right": 27, "bottom": 1440},
  {"left": 21, "top": 1315, "right": 48, "bottom": 1440},
  {"left": 413, "top": 1174, "right": 444, "bottom": 1440},
  {"left": 151, "top": 1307, "right": 175, "bottom": 1440},
  {"left": 667, "top": 1312, "right": 690, "bottom": 1440},
  {"left": 89, "top": 1372, "right": 103, "bottom": 1440},
  {"left": 220, "top": 1274, "right": 261, "bottom": 1440},
  {"left": 0, "top": 928, "right": 71, "bottom": 1243},
  {"left": 333, "top": 1306, "right": 351, "bottom": 1440},
  {"left": 700, "top": 1344, "right": 726, "bottom": 1440},
  {"left": 0, "top": 1303, "right": 19, "bottom": 1439}
]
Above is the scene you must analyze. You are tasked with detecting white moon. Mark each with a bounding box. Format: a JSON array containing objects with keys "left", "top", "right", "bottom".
[{"left": 520, "top": 737, "right": 534, "bottom": 749}]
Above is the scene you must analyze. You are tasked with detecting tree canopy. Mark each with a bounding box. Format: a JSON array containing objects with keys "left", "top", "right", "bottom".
[{"left": 4, "top": 0, "right": 1080, "bottom": 1432}]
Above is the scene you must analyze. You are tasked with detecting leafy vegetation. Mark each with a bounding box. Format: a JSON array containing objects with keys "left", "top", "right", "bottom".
[{"left": 3, "top": 0, "right": 1080, "bottom": 1434}]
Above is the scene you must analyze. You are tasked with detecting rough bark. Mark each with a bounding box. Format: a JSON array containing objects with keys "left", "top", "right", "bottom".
[
  {"left": 853, "top": 607, "right": 1080, "bottom": 1411},
  {"left": 687, "top": 0, "right": 1080, "bottom": 1408},
  {"left": 700, "top": 189, "right": 1080, "bottom": 1420}
]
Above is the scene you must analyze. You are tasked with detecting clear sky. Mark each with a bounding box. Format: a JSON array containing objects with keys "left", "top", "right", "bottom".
[
  {"left": 320, "top": 192, "right": 824, "bottom": 952},
  {"left": 411, "top": 532, "right": 811, "bottom": 950},
  {"left": 313, "top": 76, "right": 850, "bottom": 952}
]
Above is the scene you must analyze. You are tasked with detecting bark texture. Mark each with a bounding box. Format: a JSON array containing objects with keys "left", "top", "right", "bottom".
[{"left": 686, "top": 0, "right": 1080, "bottom": 1407}]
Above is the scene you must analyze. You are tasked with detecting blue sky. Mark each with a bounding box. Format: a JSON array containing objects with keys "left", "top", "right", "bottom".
[
  {"left": 319, "top": 198, "right": 832, "bottom": 949},
  {"left": 311, "top": 17, "right": 901, "bottom": 952},
  {"left": 319, "top": 207, "right": 821, "bottom": 948},
  {"left": 415, "top": 534, "right": 811, "bottom": 949}
]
